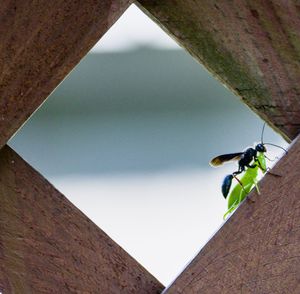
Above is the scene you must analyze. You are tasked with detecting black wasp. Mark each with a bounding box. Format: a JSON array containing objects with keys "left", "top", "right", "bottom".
[{"left": 210, "top": 123, "right": 286, "bottom": 198}]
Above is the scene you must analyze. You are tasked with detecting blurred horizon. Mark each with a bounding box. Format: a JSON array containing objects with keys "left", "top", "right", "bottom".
[{"left": 10, "top": 47, "right": 284, "bottom": 177}]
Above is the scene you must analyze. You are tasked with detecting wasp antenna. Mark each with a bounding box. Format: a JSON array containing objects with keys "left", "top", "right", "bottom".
[
  {"left": 264, "top": 142, "right": 288, "bottom": 154},
  {"left": 261, "top": 122, "right": 266, "bottom": 144}
]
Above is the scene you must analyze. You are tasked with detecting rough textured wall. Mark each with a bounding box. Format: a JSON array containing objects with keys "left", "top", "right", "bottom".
[
  {"left": 0, "top": 0, "right": 132, "bottom": 148},
  {"left": 137, "top": 0, "right": 300, "bottom": 141},
  {"left": 0, "top": 146, "right": 163, "bottom": 293}
]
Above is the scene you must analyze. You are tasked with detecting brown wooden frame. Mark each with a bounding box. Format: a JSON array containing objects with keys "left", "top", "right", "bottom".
[{"left": 0, "top": 1, "right": 300, "bottom": 292}]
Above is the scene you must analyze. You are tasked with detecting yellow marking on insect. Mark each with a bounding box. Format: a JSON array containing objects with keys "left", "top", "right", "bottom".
[{"left": 210, "top": 157, "right": 223, "bottom": 166}]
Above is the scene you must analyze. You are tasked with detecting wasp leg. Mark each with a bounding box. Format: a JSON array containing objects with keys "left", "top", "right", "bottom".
[
  {"left": 265, "top": 155, "right": 276, "bottom": 162},
  {"left": 232, "top": 174, "right": 248, "bottom": 196},
  {"left": 232, "top": 165, "right": 245, "bottom": 176},
  {"left": 233, "top": 174, "right": 243, "bottom": 186},
  {"left": 246, "top": 163, "right": 257, "bottom": 169},
  {"left": 232, "top": 171, "right": 241, "bottom": 176}
]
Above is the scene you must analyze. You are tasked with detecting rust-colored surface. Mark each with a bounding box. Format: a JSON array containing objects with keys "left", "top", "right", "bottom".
[
  {"left": 0, "top": 146, "right": 164, "bottom": 293},
  {"left": 137, "top": 1, "right": 300, "bottom": 141},
  {"left": 0, "top": 0, "right": 132, "bottom": 148},
  {"left": 164, "top": 136, "right": 300, "bottom": 293}
]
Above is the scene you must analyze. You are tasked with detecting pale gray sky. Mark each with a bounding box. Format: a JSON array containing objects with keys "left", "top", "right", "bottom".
[{"left": 92, "top": 4, "right": 179, "bottom": 52}]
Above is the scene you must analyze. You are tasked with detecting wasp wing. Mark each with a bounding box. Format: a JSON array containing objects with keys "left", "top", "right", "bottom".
[{"left": 210, "top": 152, "right": 243, "bottom": 167}]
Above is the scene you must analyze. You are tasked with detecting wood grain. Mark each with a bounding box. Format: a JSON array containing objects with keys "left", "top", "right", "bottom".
[
  {"left": 0, "top": 146, "right": 163, "bottom": 293},
  {"left": 0, "top": 0, "right": 132, "bottom": 148},
  {"left": 164, "top": 135, "right": 300, "bottom": 293},
  {"left": 137, "top": 0, "right": 300, "bottom": 141}
]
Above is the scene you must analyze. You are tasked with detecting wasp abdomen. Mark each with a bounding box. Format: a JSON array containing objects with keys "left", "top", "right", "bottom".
[{"left": 222, "top": 174, "right": 233, "bottom": 199}]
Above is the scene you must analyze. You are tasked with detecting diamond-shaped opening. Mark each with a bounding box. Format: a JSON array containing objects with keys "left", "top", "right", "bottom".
[{"left": 9, "top": 4, "right": 287, "bottom": 286}]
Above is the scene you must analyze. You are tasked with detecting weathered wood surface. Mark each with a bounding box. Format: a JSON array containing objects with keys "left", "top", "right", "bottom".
[
  {"left": 137, "top": 1, "right": 300, "bottom": 141},
  {"left": 0, "top": 146, "right": 163, "bottom": 293},
  {"left": 163, "top": 135, "right": 300, "bottom": 293},
  {"left": 0, "top": 0, "right": 132, "bottom": 148}
]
